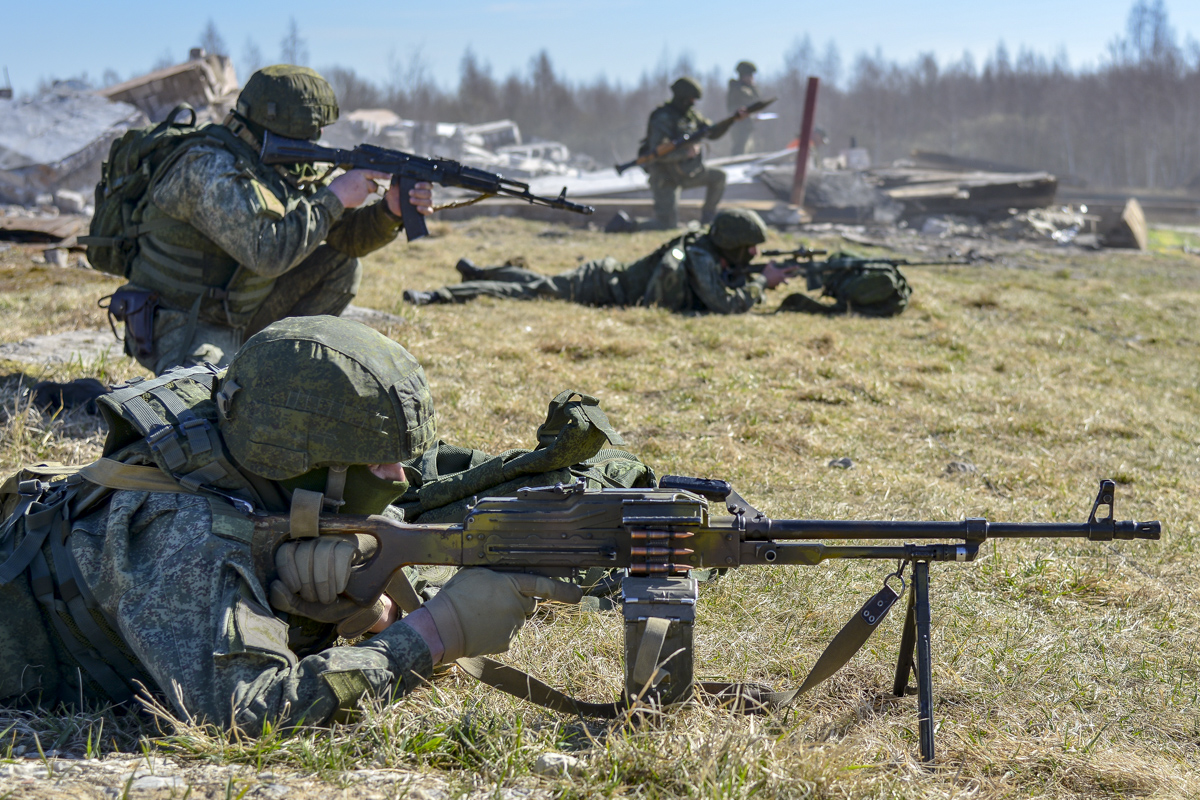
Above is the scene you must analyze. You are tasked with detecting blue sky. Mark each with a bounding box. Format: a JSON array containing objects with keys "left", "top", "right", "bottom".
[{"left": 5, "top": 1, "right": 1199, "bottom": 96}]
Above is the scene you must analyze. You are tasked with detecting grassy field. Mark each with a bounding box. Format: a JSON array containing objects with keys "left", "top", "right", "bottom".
[{"left": 0, "top": 217, "right": 1197, "bottom": 799}]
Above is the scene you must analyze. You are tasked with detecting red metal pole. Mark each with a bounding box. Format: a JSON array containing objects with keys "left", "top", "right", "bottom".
[{"left": 790, "top": 76, "right": 820, "bottom": 206}]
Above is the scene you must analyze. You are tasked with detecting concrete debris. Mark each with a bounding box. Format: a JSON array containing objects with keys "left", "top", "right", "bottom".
[
  {"left": 0, "top": 206, "right": 89, "bottom": 244},
  {"left": 1095, "top": 198, "right": 1148, "bottom": 250},
  {"left": 0, "top": 84, "right": 146, "bottom": 205},
  {"left": 53, "top": 188, "right": 87, "bottom": 214},
  {"left": 98, "top": 49, "right": 238, "bottom": 123},
  {"left": 533, "top": 752, "right": 585, "bottom": 778}
]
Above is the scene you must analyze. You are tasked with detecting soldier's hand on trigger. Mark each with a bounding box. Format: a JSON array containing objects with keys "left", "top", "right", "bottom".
[
  {"left": 386, "top": 180, "right": 435, "bottom": 217},
  {"left": 685, "top": 142, "right": 702, "bottom": 158},
  {"left": 328, "top": 170, "right": 435, "bottom": 216},
  {"left": 761, "top": 261, "right": 792, "bottom": 289},
  {"left": 414, "top": 568, "right": 583, "bottom": 663},
  {"left": 270, "top": 534, "right": 396, "bottom": 637}
]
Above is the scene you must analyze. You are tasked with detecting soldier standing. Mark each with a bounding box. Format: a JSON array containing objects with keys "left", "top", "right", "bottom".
[
  {"left": 639, "top": 77, "right": 746, "bottom": 230},
  {"left": 727, "top": 61, "right": 762, "bottom": 157}
]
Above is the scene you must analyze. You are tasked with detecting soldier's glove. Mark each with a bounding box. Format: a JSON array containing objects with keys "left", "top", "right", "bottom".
[
  {"left": 421, "top": 568, "right": 583, "bottom": 662},
  {"left": 268, "top": 582, "right": 387, "bottom": 639},
  {"left": 271, "top": 535, "right": 382, "bottom": 638},
  {"left": 276, "top": 535, "right": 359, "bottom": 604}
]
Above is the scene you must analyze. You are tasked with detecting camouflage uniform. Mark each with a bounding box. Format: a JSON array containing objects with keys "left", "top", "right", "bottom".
[
  {"left": 427, "top": 233, "right": 766, "bottom": 314},
  {"left": 726, "top": 62, "right": 762, "bottom": 157},
  {"left": 0, "top": 317, "right": 439, "bottom": 731},
  {"left": 642, "top": 78, "right": 738, "bottom": 230},
  {"left": 114, "top": 66, "right": 405, "bottom": 376}
]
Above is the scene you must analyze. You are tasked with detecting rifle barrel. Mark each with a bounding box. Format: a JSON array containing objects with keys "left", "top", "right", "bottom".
[{"left": 748, "top": 518, "right": 1160, "bottom": 542}]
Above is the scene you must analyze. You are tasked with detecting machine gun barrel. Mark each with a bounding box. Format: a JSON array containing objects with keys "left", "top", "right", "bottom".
[{"left": 259, "top": 132, "right": 593, "bottom": 241}]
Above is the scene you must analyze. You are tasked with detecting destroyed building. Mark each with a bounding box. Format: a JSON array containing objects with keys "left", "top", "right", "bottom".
[{"left": 0, "top": 84, "right": 146, "bottom": 206}]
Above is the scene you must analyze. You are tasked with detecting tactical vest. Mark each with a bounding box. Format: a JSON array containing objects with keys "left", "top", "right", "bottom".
[
  {"left": 642, "top": 104, "right": 706, "bottom": 182},
  {"left": 0, "top": 365, "right": 275, "bottom": 705},
  {"left": 125, "top": 120, "right": 315, "bottom": 330}
]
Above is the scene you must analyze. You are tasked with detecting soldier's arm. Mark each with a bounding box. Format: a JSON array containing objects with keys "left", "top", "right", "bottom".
[
  {"left": 93, "top": 491, "right": 433, "bottom": 732},
  {"left": 706, "top": 112, "right": 741, "bottom": 141},
  {"left": 685, "top": 245, "right": 766, "bottom": 314},
  {"left": 325, "top": 201, "right": 403, "bottom": 257},
  {"left": 151, "top": 145, "right": 346, "bottom": 279}
]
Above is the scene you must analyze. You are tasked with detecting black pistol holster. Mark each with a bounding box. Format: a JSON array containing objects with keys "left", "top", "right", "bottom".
[{"left": 100, "top": 287, "right": 159, "bottom": 358}]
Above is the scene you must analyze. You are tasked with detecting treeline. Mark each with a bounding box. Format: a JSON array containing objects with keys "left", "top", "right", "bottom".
[{"left": 170, "top": 2, "right": 1200, "bottom": 190}]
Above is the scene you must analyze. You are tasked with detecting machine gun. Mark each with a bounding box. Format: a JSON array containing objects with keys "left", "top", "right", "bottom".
[
  {"left": 254, "top": 476, "right": 1158, "bottom": 762},
  {"left": 615, "top": 98, "right": 776, "bottom": 175},
  {"left": 259, "top": 132, "right": 594, "bottom": 242}
]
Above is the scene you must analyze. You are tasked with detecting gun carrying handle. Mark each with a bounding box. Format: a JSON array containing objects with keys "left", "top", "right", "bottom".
[{"left": 395, "top": 175, "right": 429, "bottom": 242}]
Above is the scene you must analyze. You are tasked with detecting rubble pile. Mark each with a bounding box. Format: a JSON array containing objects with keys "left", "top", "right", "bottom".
[
  {"left": 0, "top": 55, "right": 1162, "bottom": 253},
  {"left": 0, "top": 84, "right": 145, "bottom": 206}
]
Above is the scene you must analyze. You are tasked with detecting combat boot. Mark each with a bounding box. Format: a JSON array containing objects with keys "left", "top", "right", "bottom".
[
  {"left": 455, "top": 258, "right": 486, "bottom": 281},
  {"left": 604, "top": 210, "right": 637, "bottom": 234},
  {"left": 403, "top": 289, "right": 439, "bottom": 306}
]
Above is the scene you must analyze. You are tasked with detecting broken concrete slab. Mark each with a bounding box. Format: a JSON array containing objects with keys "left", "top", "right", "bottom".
[
  {"left": 99, "top": 51, "right": 238, "bottom": 123},
  {"left": 1094, "top": 198, "right": 1148, "bottom": 250},
  {"left": 0, "top": 210, "right": 89, "bottom": 244},
  {"left": 0, "top": 85, "right": 146, "bottom": 205}
]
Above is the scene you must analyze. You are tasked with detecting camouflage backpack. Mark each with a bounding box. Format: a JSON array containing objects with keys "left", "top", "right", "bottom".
[
  {"left": 80, "top": 105, "right": 219, "bottom": 277},
  {"left": 780, "top": 256, "right": 912, "bottom": 318}
]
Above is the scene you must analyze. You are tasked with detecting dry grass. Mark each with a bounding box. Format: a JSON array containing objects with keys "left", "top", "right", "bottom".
[{"left": 1, "top": 219, "right": 1198, "bottom": 799}]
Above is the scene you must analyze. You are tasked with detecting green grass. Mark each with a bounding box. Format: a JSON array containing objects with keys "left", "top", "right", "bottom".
[{"left": 1, "top": 219, "right": 1198, "bottom": 798}]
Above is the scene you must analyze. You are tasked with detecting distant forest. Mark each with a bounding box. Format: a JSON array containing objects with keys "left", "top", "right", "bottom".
[{"left": 112, "top": 2, "right": 1200, "bottom": 190}]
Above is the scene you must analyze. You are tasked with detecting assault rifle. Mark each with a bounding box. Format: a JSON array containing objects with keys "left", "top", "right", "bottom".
[
  {"left": 254, "top": 476, "right": 1159, "bottom": 762},
  {"left": 738, "top": 246, "right": 827, "bottom": 275},
  {"left": 259, "top": 132, "right": 594, "bottom": 242},
  {"left": 615, "top": 98, "right": 776, "bottom": 175}
]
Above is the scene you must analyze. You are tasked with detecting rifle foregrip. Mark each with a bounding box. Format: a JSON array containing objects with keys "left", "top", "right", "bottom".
[{"left": 396, "top": 175, "right": 429, "bottom": 242}]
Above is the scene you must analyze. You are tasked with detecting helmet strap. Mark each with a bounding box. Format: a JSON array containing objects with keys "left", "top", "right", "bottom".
[{"left": 324, "top": 465, "right": 348, "bottom": 511}]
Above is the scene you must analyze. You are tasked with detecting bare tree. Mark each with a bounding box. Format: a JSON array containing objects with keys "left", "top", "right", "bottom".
[
  {"left": 242, "top": 37, "right": 265, "bottom": 76},
  {"left": 199, "top": 19, "right": 228, "bottom": 58},
  {"left": 280, "top": 17, "right": 309, "bottom": 66}
]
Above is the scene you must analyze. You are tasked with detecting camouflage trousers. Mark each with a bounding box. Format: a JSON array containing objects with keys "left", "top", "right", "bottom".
[
  {"left": 433, "top": 257, "right": 643, "bottom": 307},
  {"left": 138, "top": 246, "right": 362, "bottom": 375},
  {"left": 644, "top": 167, "right": 727, "bottom": 230}
]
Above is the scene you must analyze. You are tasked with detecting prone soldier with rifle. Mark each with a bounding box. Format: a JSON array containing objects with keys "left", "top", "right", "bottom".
[{"left": 0, "top": 315, "right": 1161, "bottom": 766}]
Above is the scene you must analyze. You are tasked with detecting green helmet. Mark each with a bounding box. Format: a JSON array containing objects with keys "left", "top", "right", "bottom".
[
  {"left": 235, "top": 64, "right": 339, "bottom": 140},
  {"left": 709, "top": 208, "right": 768, "bottom": 250},
  {"left": 217, "top": 316, "right": 437, "bottom": 481},
  {"left": 670, "top": 77, "right": 703, "bottom": 101},
  {"left": 736, "top": 60, "right": 757, "bottom": 75}
]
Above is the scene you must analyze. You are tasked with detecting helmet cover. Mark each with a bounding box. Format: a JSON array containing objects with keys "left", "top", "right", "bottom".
[
  {"left": 235, "top": 64, "right": 339, "bottom": 140},
  {"left": 218, "top": 316, "right": 436, "bottom": 481}
]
